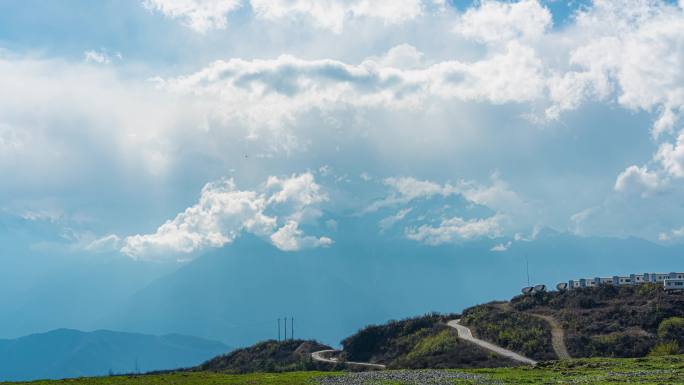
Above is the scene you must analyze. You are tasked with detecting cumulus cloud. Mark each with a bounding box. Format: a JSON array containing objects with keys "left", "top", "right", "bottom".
[
  {"left": 149, "top": 0, "right": 684, "bottom": 171},
  {"left": 84, "top": 50, "right": 114, "bottom": 64},
  {"left": 270, "top": 220, "right": 333, "bottom": 251},
  {"left": 658, "top": 226, "right": 684, "bottom": 241},
  {"left": 156, "top": 42, "right": 545, "bottom": 151},
  {"left": 490, "top": 241, "right": 511, "bottom": 252},
  {"left": 370, "top": 174, "right": 525, "bottom": 215},
  {"left": 144, "top": 0, "right": 441, "bottom": 33},
  {"left": 121, "top": 173, "right": 330, "bottom": 260},
  {"left": 366, "top": 175, "right": 529, "bottom": 245},
  {"left": 250, "top": 0, "right": 436, "bottom": 33},
  {"left": 453, "top": 0, "right": 552, "bottom": 44},
  {"left": 405, "top": 214, "right": 503, "bottom": 246},
  {"left": 378, "top": 44, "right": 425, "bottom": 70},
  {"left": 142, "top": 0, "right": 242, "bottom": 33},
  {"left": 614, "top": 165, "right": 661, "bottom": 196},
  {"left": 657, "top": 132, "right": 684, "bottom": 178},
  {"left": 544, "top": 1, "right": 684, "bottom": 131},
  {"left": 8, "top": 0, "right": 684, "bottom": 251}
]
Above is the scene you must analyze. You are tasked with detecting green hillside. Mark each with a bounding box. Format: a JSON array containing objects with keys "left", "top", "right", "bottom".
[
  {"left": 463, "top": 284, "right": 684, "bottom": 359},
  {"left": 341, "top": 314, "right": 517, "bottom": 369},
  {"left": 196, "top": 339, "right": 338, "bottom": 374}
]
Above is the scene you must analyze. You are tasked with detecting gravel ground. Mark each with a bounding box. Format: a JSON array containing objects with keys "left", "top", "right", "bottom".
[{"left": 314, "top": 369, "right": 496, "bottom": 385}]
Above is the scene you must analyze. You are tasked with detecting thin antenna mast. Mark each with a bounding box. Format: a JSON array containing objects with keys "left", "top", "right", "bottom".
[
  {"left": 291, "top": 317, "right": 294, "bottom": 340},
  {"left": 277, "top": 318, "right": 281, "bottom": 341},
  {"left": 284, "top": 316, "right": 287, "bottom": 341},
  {"left": 526, "top": 255, "right": 530, "bottom": 286}
]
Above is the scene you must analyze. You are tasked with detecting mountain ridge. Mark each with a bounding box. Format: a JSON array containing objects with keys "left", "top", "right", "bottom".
[{"left": 0, "top": 328, "right": 230, "bottom": 381}]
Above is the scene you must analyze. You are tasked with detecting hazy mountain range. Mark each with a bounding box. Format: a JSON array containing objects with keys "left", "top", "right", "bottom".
[{"left": 0, "top": 328, "right": 228, "bottom": 381}]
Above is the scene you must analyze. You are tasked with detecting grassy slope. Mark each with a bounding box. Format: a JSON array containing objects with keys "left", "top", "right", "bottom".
[
  {"left": 197, "top": 339, "right": 336, "bottom": 374},
  {"left": 6, "top": 356, "right": 684, "bottom": 384},
  {"left": 461, "top": 285, "right": 684, "bottom": 359},
  {"left": 460, "top": 302, "right": 555, "bottom": 361},
  {"left": 510, "top": 284, "right": 684, "bottom": 358},
  {"left": 340, "top": 314, "right": 517, "bottom": 369}
]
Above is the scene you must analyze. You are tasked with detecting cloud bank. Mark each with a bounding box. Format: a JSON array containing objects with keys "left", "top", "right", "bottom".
[{"left": 121, "top": 173, "right": 331, "bottom": 260}]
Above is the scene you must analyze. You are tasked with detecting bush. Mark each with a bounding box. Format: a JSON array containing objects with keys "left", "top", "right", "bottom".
[
  {"left": 657, "top": 317, "right": 684, "bottom": 347},
  {"left": 567, "top": 333, "right": 656, "bottom": 358},
  {"left": 649, "top": 341, "right": 680, "bottom": 356}
]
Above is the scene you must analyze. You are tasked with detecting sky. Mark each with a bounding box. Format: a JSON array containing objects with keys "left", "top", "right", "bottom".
[{"left": 2, "top": 0, "right": 684, "bottom": 265}]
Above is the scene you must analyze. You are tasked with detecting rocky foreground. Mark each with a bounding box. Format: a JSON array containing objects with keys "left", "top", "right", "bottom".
[{"left": 315, "top": 369, "right": 496, "bottom": 385}]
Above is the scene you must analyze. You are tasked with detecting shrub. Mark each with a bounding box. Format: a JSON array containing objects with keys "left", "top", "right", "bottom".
[
  {"left": 649, "top": 341, "right": 680, "bottom": 356},
  {"left": 657, "top": 317, "right": 684, "bottom": 347}
]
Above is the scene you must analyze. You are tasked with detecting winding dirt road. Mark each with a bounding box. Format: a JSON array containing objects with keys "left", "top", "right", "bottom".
[
  {"left": 311, "top": 317, "right": 540, "bottom": 369},
  {"left": 447, "top": 319, "right": 538, "bottom": 365},
  {"left": 529, "top": 313, "right": 571, "bottom": 360}
]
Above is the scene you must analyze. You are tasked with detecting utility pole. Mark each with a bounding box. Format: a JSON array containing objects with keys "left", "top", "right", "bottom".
[
  {"left": 291, "top": 317, "right": 294, "bottom": 340},
  {"left": 277, "top": 318, "right": 281, "bottom": 341}
]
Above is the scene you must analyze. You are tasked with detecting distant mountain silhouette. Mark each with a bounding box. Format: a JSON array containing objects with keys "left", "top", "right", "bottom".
[{"left": 0, "top": 329, "right": 229, "bottom": 381}]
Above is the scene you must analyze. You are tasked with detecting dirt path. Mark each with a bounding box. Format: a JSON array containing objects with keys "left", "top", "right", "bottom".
[
  {"left": 311, "top": 349, "right": 386, "bottom": 369},
  {"left": 447, "top": 319, "right": 537, "bottom": 365},
  {"left": 529, "top": 313, "right": 571, "bottom": 360}
]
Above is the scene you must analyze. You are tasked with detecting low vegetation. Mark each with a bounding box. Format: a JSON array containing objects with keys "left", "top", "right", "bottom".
[
  {"left": 460, "top": 302, "right": 555, "bottom": 361},
  {"left": 8, "top": 356, "right": 684, "bottom": 384},
  {"left": 505, "top": 284, "right": 684, "bottom": 358},
  {"left": 341, "top": 313, "right": 516, "bottom": 369},
  {"left": 196, "top": 339, "right": 339, "bottom": 374}
]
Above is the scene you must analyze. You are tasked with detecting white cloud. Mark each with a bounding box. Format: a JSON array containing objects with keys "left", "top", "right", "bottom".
[
  {"left": 656, "top": 132, "right": 684, "bottom": 178},
  {"left": 490, "top": 241, "right": 511, "bottom": 252},
  {"left": 658, "top": 226, "right": 684, "bottom": 241},
  {"left": 84, "top": 50, "right": 111, "bottom": 64},
  {"left": 614, "top": 165, "right": 661, "bottom": 196},
  {"left": 371, "top": 174, "right": 525, "bottom": 215},
  {"left": 157, "top": 43, "right": 545, "bottom": 151},
  {"left": 144, "top": 0, "right": 441, "bottom": 33},
  {"left": 453, "top": 0, "right": 552, "bottom": 44},
  {"left": 359, "top": 172, "right": 372, "bottom": 181},
  {"left": 383, "top": 176, "right": 454, "bottom": 201},
  {"left": 84, "top": 234, "right": 122, "bottom": 252},
  {"left": 142, "top": 0, "right": 242, "bottom": 33},
  {"left": 8, "top": 0, "right": 684, "bottom": 250},
  {"left": 250, "top": 0, "right": 432, "bottom": 33},
  {"left": 406, "top": 214, "right": 503, "bottom": 245},
  {"left": 371, "top": 174, "right": 531, "bottom": 245},
  {"left": 270, "top": 220, "right": 333, "bottom": 251},
  {"left": 544, "top": 1, "right": 684, "bottom": 132},
  {"left": 455, "top": 172, "right": 526, "bottom": 214},
  {"left": 121, "top": 172, "right": 330, "bottom": 260},
  {"left": 267, "top": 172, "right": 327, "bottom": 206},
  {"left": 376, "top": 44, "right": 425, "bottom": 69},
  {"left": 379, "top": 208, "right": 412, "bottom": 231}
]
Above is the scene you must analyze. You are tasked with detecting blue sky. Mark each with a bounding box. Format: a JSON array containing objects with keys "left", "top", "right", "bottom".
[{"left": 2, "top": 0, "right": 684, "bottom": 263}]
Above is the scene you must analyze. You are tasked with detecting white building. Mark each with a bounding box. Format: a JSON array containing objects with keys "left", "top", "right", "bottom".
[{"left": 561, "top": 272, "right": 684, "bottom": 291}]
